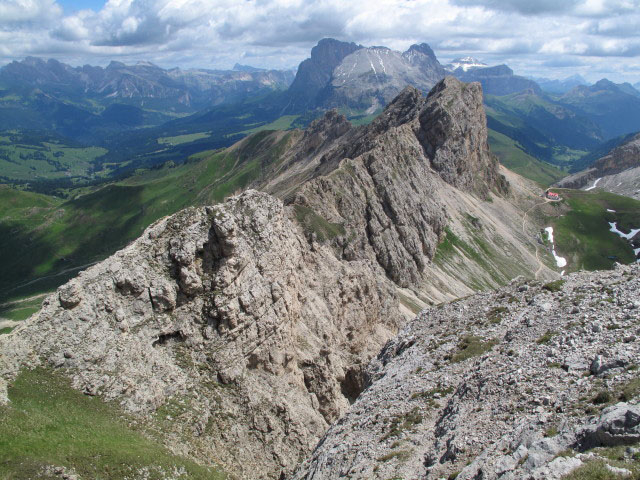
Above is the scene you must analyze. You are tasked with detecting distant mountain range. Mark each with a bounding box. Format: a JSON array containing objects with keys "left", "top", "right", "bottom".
[
  {"left": 2, "top": 38, "right": 640, "bottom": 183},
  {"left": 530, "top": 74, "right": 588, "bottom": 94},
  {"left": 0, "top": 57, "right": 294, "bottom": 142},
  {"left": 0, "top": 57, "right": 294, "bottom": 109}
]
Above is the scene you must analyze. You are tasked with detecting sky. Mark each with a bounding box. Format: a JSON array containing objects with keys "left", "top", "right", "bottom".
[{"left": 1, "top": 0, "right": 640, "bottom": 83}]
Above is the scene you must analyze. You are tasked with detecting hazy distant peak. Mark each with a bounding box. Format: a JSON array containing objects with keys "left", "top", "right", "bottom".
[
  {"left": 405, "top": 43, "right": 438, "bottom": 59},
  {"left": 446, "top": 56, "right": 487, "bottom": 72},
  {"left": 233, "top": 63, "right": 265, "bottom": 72}
]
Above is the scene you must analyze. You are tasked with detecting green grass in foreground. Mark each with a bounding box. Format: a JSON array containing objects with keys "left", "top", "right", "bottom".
[
  {"left": 488, "top": 129, "right": 566, "bottom": 187},
  {"left": 547, "top": 189, "right": 640, "bottom": 271},
  {"left": 0, "top": 368, "right": 226, "bottom": 479}
]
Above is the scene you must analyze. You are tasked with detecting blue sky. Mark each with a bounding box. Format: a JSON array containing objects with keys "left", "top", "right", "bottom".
[
  {"left": 57, "top": 0, "right": 105, "bottom": 13},
  {"left": 1, "top": 0, "right": 640, "bottom": 83}
]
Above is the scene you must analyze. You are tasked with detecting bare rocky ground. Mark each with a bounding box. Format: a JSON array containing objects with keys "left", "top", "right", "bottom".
[{"left": 295, "top": 264, "right": 640, "bottom": 480}]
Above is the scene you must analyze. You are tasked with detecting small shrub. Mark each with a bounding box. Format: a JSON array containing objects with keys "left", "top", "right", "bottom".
[
  {"left": 450, "top": 336, "right": 497, "bottom": 363},
  {"left": 543, "top": 280, "right": 565, "bottom": 293},
  {"left": 592, "top": 391, "right": 611, "bottom": 405},
  {"left": 377, "top": 450, "right": 411, "bottom": 462},
  {"left": 562, "top": 460, "right": 621, "bottom": 480},
  {"left": 536, "top": 330, "right": 556, "bottom": 345},
  {"left": 618, "top": 378, "right": 640, "bottom": 402},
  {"left": 383, "top": 408, "right": 423, "bottom": 439},
  {"left": 487, "top": 306, "right": 508, "bottom": 324}
]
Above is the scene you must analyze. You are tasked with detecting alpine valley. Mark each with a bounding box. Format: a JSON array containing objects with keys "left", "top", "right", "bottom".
[{"left": 1, "top": 36, "right": 640, "bottom": 480}]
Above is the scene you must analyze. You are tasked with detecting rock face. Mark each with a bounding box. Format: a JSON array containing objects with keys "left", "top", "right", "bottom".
[
  {"left": 294, "top": 264, "right": 640, "bottom": 480},
  {"left": 284, "top": 38, "right": 445, "bottom": 113},
  {"left": 283, "top": 78, "right": 505, "bottom": 288},
  {"left": 1, "top": 191, "right": 402, "bottom": 479},
  {"left": 557, "top": 132, "right": 640, "bottom": 200},
  {"left": 0, "top": 77, "right": 552, "bottom": 479},
  {"left": 286, "top": 38, "right": 363, "bottom": 112}
]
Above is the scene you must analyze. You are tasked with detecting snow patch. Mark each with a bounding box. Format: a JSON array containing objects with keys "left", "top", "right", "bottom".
[
  {"left": 375, "top": 51, "right": 386, "bottom": 74},
  {"left": 585, "top": 177, "right": 601, "bottom": 191},
  {"left": 545, "top": 227, "right": 567, "bottom": 268},
  {"left": 544, "top": 226, "right": 554, "bottom": 244},
  {"left": 609, "top": 222, "right": 640, "bottom": 240}
]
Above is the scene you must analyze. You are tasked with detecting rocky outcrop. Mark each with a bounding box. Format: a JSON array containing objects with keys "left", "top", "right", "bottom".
[
  {"left": 286, "top": 78, "right": 506, "bottom": 287},
  {"left": 1, "top": 191, "right": 402, "bottom": 479},
  {"left": 294, "top": 264, "right": 640, "bottom": 480}
]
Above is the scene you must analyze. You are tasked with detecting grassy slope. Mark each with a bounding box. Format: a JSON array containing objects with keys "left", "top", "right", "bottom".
[
  {"left": 488, "top": 129, "right": 566, "bottom": 187},
  {"left": 0, "top": 130, "right": 295, "bottom": 304},
  {"left": 546, "top": 189, "right": 640, "bottom": 272},
  {"left": 484, "top": 93, "right": 594, "bottom": 168},
  {"left": 0, "top": 368, "right": 225, "bottom": 479}
]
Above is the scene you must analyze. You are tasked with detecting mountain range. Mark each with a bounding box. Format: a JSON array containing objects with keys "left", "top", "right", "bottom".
[
  {"left": 0, "top": 77, "right": 556, "bottom": 478},
  {"left": 0, "top": 57, "right": 294, "bottom": 143},
  {"left": 3, "top": 38, "right": 640, "bottom": 178},
  {"left": 532, "top": 74, "right": 589, "bottom": 94}
]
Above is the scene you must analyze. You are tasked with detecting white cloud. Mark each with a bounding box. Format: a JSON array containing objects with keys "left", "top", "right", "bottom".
[
  {"left": 0, "top": 0, "right": 639, "bottom": 82},
  {"left": 0, "top": 0, "right": 62, "bottom": 26}
]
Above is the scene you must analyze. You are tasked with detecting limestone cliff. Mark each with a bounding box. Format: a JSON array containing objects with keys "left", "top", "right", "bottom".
[{"left": 1, "top": 191, "right": 402, "bottom": 478}]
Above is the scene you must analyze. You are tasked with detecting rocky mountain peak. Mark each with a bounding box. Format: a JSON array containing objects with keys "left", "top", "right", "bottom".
[
  {"left": 418, "top": 76, "right": 504, "bottom": 193},
  {"left": 594, "top": 78, "right": 616, "bottom": 90},
  {"left": 405, "top": 42, "right": 438, "bottom": 60},
  {"left": 106, "top": 60, "right": 126, "bottom": 70},
  {"left": 370, "top": 85, "right": 425, "bottom": 129},
  {"left": 286, "top": 38, "right": 362, "bottom": 110}
]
